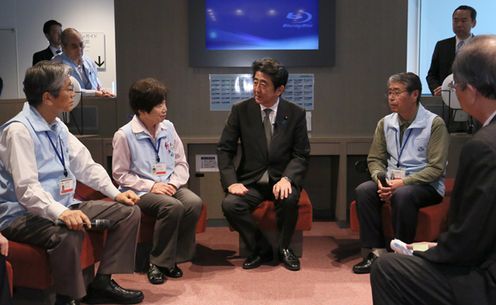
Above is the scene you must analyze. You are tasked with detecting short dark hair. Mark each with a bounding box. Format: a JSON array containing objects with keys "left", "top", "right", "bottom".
[
  {"left": 453, "top": 35, "right": 496, "bottom": 100},
  {"left": 453, "top": 5, "right": 477, "bottom": 21},
  {"left": 387, "top": 72, "right": 422, "bottom": 104},
  {"left": 129, "top": 78, "right": 168, "bottom": 115},
  {"left": 251, "top": 58, "right": 288, "bottom": 89},
  {"left": 23, "top": 61, "right": 70, "bottom": 107},
  {"left": 43, "top": 20, "right": 62, "bottom": 34}
]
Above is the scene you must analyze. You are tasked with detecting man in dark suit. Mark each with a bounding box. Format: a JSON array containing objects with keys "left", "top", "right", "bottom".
[
  {"left": 32, "top": 20, "right": 62, "bottom": 65},
  {"left": 426, "top": 5, "right": 476, "bottom": 96},
  {"left": 371, "top": 35, "right": 496, "bottom": 305},
  {"left": 217, "top": 58, "right": 310, "bottom": 271}
]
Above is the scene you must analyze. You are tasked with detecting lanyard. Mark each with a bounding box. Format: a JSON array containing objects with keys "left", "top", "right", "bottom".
[
  {"left": 147, "top": 138, "right": 162, "bottom": 162},
  {"left": 396, "top": 129, "right": 412, "bottom": 168},
  {"left": 45, "top": 131, "right": 68, "bottom": 177}
]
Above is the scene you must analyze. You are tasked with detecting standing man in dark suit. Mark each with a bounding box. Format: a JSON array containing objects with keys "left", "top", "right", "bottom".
[
  {"left": 371, "top": 35, "right": 496, "bottom": 305},
  {"left": 426, "top": 5, "right": 476, "bottom": 96},
  {"left": 218, "top": 58, "right": 310, "bottom": 271},
  {"left": 32, "top": 20, "right": 62, "bottom": 65}
]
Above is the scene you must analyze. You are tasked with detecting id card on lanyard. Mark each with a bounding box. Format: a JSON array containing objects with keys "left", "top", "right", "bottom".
[
  {"left": 395, "top": 129, "right": 412, "bottom": 177},
  {"left": 152, "top": 163, "right": 167, "bottom": 176},
  {"left": 46, "top": 131, "right": 73, "bottom": 196},
  {"left": 147, "top": 137, "right": 167, "bottom": 176}
]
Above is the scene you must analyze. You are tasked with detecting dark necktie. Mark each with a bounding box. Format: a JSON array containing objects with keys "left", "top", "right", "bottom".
[
  {"left": 263, "top": 108, "right": 272, "bottom": 147},
  {"left": 456, "top": 40, "right": 464, "bottom": 53},
  {"left": 259, "top": 108, "right": 272, "bottom": 184}
]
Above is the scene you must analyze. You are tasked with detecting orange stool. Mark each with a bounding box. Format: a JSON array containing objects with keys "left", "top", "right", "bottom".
[
  {"left": 350, "top": 178, "right": 454, "bottom": 242},
  {"left": 237, "top": 189, "right": 313, "bottom": 257}
]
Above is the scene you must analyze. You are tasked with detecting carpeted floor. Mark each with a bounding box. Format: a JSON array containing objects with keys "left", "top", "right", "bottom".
[{"left": 109, "top": 221, "right": 373, "bottom": 305}]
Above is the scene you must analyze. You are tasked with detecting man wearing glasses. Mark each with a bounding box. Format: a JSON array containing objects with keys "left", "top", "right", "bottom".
[
  {"left": 352, "top": 72, "right": 449, "bottom": 274},
  {"left": 0, "top": 61, "right": 143, "bottom": 305},
  {"left": 371, "top": 35, "right": 496, "bottom": 305},
  {"left": 52, "top": 28, "right": 114, "bottom": 98}
]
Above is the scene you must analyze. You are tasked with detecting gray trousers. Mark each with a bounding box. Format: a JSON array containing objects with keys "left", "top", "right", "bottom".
[
  {"left": 138, "top": 187, "right": 202, "bottom": 269},
  {"left": 2, "top": 200, "right": 140, "bottom": 299}
]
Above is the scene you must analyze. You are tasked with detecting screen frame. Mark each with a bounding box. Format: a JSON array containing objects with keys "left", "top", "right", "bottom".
[{"left": 188, "top": 0, "right": 335, "bottom": 67}]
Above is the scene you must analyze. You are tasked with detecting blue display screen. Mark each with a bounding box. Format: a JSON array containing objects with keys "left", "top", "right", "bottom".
[{"left": 205, "top": 0, "right": 319, "bottom": 50}]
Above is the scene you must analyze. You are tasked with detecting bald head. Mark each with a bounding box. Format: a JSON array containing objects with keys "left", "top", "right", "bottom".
[
  {"left": 453, "top": 35, "right": 496, "bottom": 100},
  {"left": 61, "top": 28, "right": 84, "bottom": 63}
]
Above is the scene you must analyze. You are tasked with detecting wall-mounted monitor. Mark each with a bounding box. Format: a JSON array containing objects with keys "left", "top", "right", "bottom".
[{"left": 188, "top": 0, "right": 335, "bottom": 67}]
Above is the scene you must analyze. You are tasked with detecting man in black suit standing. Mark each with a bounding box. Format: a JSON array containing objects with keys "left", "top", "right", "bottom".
[
  {"left": 217, "top": 58, "right": 310, "bottom": 271},
  {"left": 426, "top": 5, "right": 476, "bottom": 96},
  {"left": 32, "top": 20, "right": 62, "bottom": 65},
  {"left": 371, "top": 35, "right": 496, "bottom": 305}
]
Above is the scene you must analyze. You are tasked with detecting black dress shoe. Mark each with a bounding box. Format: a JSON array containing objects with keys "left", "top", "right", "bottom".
[
  {"left": 242, "top": 252, "right": 273, "bottom": 269},
  {"left": 353, "top": 252, "right": 378, "bottom": 274},
  {"left": 147, "top": 264, "right": 165, "bottom": 284},
  {"left": 84, "top": 279, "right": 144, "bottom": 304},
  {"left": 54, "top": 294, "right": 80, "bottom": 305},
  {"left": 162, "top": 264, "right": 183, "bottom": 278},
  {"left": 279, "top": 248, "right": 300, "bottom": 271}
]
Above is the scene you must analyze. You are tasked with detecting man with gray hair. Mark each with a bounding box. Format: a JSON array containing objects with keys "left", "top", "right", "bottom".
[
  {"left": 371, "top": 35, "right": 496, "bottom": 305},
  {"left": 52, "top": 28, "right": 113, "bottom": 97},
  {"left": 0, "top": 61, "right": 143, "bottom": 305},
  {"left": 352, "top": 72, "right": 449, "bottom": 274}
]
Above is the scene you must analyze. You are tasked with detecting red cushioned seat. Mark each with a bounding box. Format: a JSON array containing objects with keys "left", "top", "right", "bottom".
[
  {"left": 6, "top": 260, "right": 13, "bottom": 297},
  {"left": 8, "top": 231, "right": 104, "bottom": 290},
  {"left": 350, "top": 178, "right": 454, "bottom": 242},
  {"left": 234, "top": 189, "right": 312, "bottom": 257},
  {"left": 251, "top": 189, "right": 312, "bottom": 231}
]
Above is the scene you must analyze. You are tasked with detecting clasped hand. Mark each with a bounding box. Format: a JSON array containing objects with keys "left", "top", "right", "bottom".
[
  {"left": 151, "top": 182, "right": 177, "bottom": 196},
  {"left": 377, "top": 178, "right": 404, "bottom": 202}
]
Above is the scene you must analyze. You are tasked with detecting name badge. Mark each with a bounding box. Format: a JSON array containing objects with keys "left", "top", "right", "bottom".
[
  {"left": 59, "top": 178, "right": 74, "bottom": 195},
  {"left": 391, "top": 169, "right": 406, "bottom": 180},
  {"left": 152, "top": 163, "right": 167, "bottom": 176}
]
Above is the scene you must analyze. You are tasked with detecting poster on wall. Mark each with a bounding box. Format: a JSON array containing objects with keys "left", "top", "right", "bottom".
[
  {"left": 81, "top": 32, "right": 106, "bottom": 71},
  {"left": 209, "top": 73, "right": 314, "bottom": 111}
]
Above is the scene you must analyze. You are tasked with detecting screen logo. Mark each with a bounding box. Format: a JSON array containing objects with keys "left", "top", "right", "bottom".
[{"left": 284, "top": 10, "right": 313, "bottom": 28}]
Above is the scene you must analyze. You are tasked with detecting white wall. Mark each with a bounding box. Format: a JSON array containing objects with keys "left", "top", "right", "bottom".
[{"left": 0, "top": 0, "right": 115, "bottom": 98}]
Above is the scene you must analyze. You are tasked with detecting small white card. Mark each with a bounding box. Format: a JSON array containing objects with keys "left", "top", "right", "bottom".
[{"left": 59, "top": 178, "right": 74, "bottom": 195}]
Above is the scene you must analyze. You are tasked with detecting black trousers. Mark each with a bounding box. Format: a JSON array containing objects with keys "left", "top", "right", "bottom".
[
  {"left": 222, "top": 183, "right": 299, "bottom": 255},
  {"left": 356, "top": 180, "right": 442, "bottom": 248},
  {"left": 371, "top": 253, "right": 455, "bottom": 305}
]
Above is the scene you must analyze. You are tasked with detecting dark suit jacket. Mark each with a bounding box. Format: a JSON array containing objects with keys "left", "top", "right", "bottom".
[
  {"left": 426, "top": 37, "right": 456, "bottom": 94},
  {"left": 32, "top": 47, "right": 54, "bottom": 66},
  {"left": 217, "top": 98, "right": 310, "bottom": 190},
  {"left": 416, "top": 117, "right": 496, "bottom": 305}
]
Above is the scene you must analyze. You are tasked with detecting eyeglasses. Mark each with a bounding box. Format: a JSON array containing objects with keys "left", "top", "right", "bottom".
[
  {"left": 448, "top": 80, "right": 466, "bottom": 91},
  {"left": 385, "top": 90, "right": 408, "bottom": 98}
]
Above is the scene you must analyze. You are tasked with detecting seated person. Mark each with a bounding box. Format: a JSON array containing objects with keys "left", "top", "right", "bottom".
[
  {"left": 352, "top": 72, "right": 449, "bottom": 274},
  {"left": 52, "top": 28, "right": 113, "bottom": 97},
  {"left": 0, "top": 233, "right": 13, "bottom": 305},
  {"left": 371, "top": 35, "right": 496, "bottom": 305},
  {"left": 32, "top": 19, "right": 62, "bottom": 65},
  {"left": 0, "top": 61, "right": 143, "bottom": 305},
  {"left": 112, "top": 78, "right": 202, "bottom": 285},
  {"left": 217, "top": 58, "right": 310, "bottom": 271}
]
